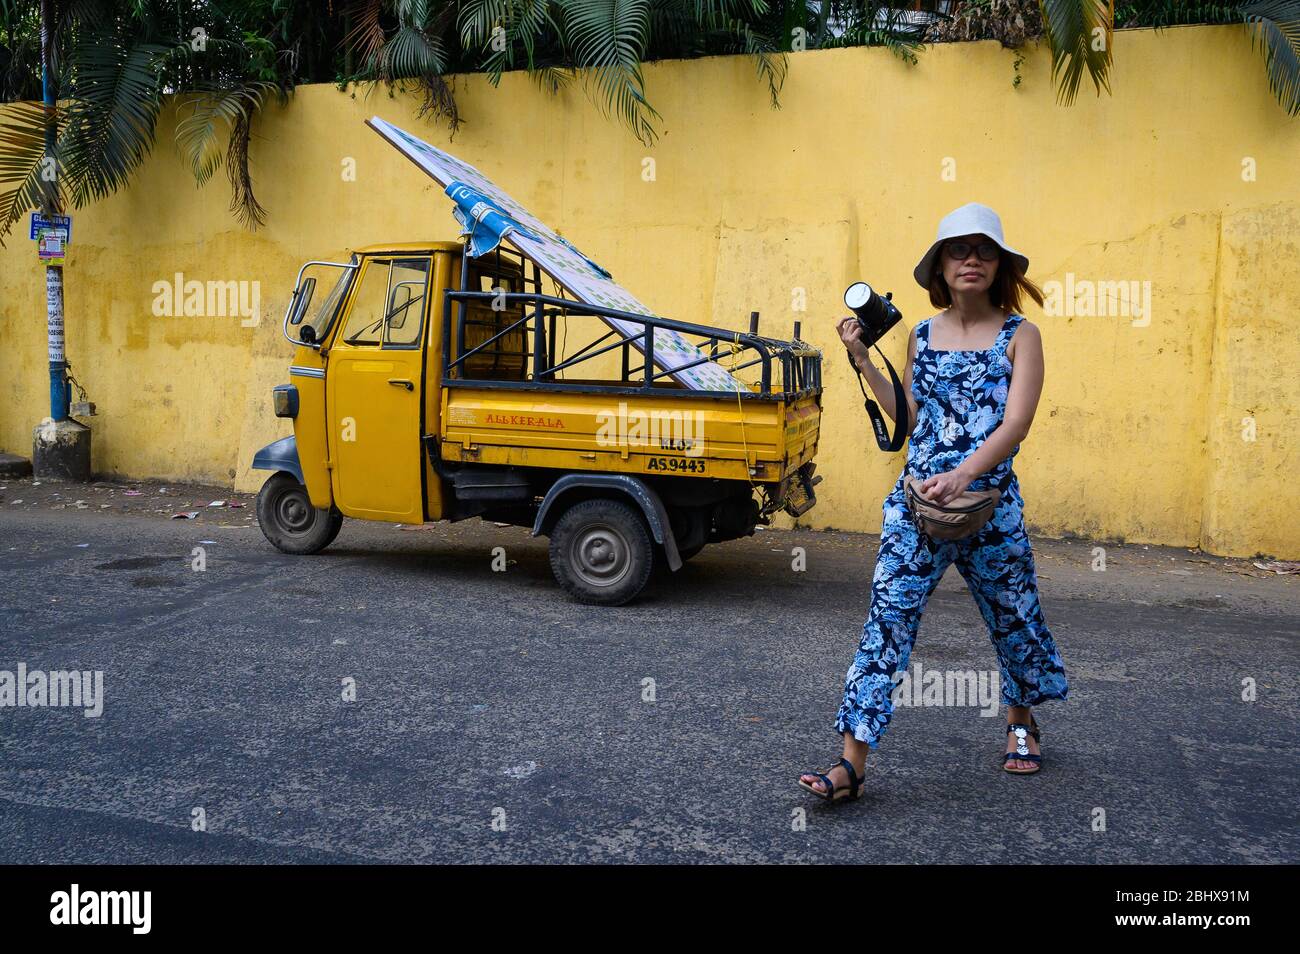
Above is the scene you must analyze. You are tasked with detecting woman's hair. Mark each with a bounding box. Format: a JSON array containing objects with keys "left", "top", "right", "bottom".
[{"left": 927, "top": 246, "right": 1045, "bottom": 313}]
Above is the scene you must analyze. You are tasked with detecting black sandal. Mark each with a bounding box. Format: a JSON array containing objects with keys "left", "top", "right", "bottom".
[
  {"left": 1004, "top": 714, "right": 1043, "bottom": 775},
  {"left": 798, "top": 757, "right": 863, "bottom": 801}
]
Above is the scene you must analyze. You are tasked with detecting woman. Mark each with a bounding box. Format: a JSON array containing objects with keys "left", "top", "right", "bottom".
[{"left": 799, "top": 202, "right": 1069, "bottom": 801}]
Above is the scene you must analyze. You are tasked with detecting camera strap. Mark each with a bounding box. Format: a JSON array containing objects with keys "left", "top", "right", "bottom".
[{"left": 848, "top": 346, "right": 909, "bottom": 452}]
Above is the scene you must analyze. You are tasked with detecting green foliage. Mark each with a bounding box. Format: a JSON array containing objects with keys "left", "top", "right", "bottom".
[
  {"left": 1, "top": 0, "right": 1295, "bottom": 237},
  {"left": 1039, "top": 0, "right": 1113, "bottom": 103},
  {"left": 1116, "top": 0, "right": 1242, "bottom": 26},
  {"left": 817, "top": 3, "right": 929, "bottom": 63},
  {"left": 0, "top": 100, "right": 53, "bottom": 237},
  {"left": 0, "top": 0, "right": 303, "bottom": 239}
]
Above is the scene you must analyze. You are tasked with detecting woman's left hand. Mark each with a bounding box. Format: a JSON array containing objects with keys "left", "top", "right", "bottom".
[{"left": 919, "top": 469, "right": 973, "bottom": 506}]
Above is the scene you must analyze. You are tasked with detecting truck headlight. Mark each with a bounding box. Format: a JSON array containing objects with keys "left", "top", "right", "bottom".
[{"left": 273, "top": 384, "right": 299, "bottom": 419}]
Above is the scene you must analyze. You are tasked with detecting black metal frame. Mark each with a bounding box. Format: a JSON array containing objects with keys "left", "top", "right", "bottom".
[{"left": 442, "top": 246, "right": 822, "bottom": 401}]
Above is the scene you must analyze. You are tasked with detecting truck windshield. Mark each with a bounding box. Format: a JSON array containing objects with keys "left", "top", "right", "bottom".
[{"left": 290, "top": 258, "right": 357, "bottom": 343}]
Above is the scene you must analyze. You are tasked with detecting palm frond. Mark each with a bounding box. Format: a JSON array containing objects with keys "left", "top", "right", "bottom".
[
  {"left": 462, "top": 0, "right": 560, "bottom": 82},
  {"left": 383, "top": 23, "right": 448, "bottom": 79},
  {"left": 1240, "top": 0, "right": 1300, "bottom": 114},
  {"left": 699, "top": 12, "right": 788, "bottom": 106},
  {"left": 557, "top": 0, "right": 661, "bottom": 144},
  {"left": 817, "top": 3, "right": 927, "bottom": 62},
  {"left": 459, "top": 0, "right": 516, "bottom": 48},
  {"left": 530, "top": 64, "right": 577, "bottom": 93},
  {"left": 0, "top": 100, "right": 59, "bottom": 243},
  {"left": 1038, "top": 0, "right": 1114, "bottom": 104},
  {"left": 342, "top": 0, "right": 389, "bottom": 76},
  {"left": 174, "top": 83, "right": 274, "bottom": 187},
  {"left": 57, "top": 33, "right": 171, "bottom": 206},
  {"left": 225, "top": 105, "right": 266, "bottom": 229}
]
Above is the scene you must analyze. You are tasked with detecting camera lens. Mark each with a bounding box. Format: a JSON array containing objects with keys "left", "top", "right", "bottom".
[
  {"left": 843, "top": 280, "right": 902, "bottom": 348},
  {"left": 844, "top": 282, "right": 873, "bottom": 311}
]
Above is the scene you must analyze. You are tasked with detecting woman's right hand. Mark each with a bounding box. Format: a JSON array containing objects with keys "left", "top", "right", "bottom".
[{"left": 837, "top": 316, "right": 871, "bottom": 366}]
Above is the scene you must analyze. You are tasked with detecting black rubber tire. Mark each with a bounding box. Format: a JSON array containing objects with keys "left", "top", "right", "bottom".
[
  {"left": 548, "top": 498, "right": 654, "bottom": 605},
  {"left": 256, "top": 472, "right": 343, "bottom": 555}
]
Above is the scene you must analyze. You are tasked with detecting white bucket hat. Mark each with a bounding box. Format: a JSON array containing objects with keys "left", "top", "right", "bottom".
[{"left": 913, "top": 202, "right": 1029, "bottom": 290}]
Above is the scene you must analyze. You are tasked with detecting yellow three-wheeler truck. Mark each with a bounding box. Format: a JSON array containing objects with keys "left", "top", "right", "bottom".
[{"left": 251, "top": 241, "right": 823, "bottom": 604}]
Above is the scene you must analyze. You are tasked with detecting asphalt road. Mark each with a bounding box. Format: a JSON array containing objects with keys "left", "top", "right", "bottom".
[{"left": 1, "top": 480, "right": 1297, "bottom": 864}]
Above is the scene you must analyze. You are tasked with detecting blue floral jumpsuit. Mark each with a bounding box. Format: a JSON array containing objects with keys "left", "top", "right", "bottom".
[{"left": 835, "top": 312, "right": 1069, "bottom": 746}]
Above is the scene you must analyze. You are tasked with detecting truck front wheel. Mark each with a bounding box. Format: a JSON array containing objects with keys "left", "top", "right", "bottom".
[
  {"left": 548, "top": 498, "right": 653, "bottom": 605},
  {"left": 256, "top": 472, "right": 343, "bottom": 555}
]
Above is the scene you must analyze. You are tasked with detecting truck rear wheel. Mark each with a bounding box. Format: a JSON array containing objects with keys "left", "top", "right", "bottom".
[
  {"left": 548, "top": 498, "right": 653, "bottom": 605},
  {"left": 256, "top": 472, "right": 343, "bottom": 555}
]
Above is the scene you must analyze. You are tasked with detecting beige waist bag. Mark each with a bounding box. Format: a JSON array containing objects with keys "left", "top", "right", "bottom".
[{"left": 903, "top": 474, "right": 1001, "bottom": 541}]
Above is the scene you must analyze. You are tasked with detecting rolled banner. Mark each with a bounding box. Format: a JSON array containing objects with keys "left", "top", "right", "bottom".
[{"left": 445, "top": 181, "right": 539, "bottom": 258}]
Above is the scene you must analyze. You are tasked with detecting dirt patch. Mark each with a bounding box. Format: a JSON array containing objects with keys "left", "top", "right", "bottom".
[{"left": 0, "top": 475, "right": 255, "bottom": 528}]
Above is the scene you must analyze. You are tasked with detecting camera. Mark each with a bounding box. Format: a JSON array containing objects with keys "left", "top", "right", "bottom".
[
  {"left": 844, "top": 281, "right": 903, "bottom": 348},
  {"left": 842, "top": 281, "right": 908, "bottom": 452}
]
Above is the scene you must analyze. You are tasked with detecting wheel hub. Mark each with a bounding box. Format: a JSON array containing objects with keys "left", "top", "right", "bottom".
[
  {"left": 276, "top": 491, "right": 313, "bottom": 533},
  {"left": 572, "top": 524, "right": 630, "bottom": 588}
]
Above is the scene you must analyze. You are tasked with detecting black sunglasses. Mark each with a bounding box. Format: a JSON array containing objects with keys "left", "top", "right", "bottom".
[{"left": 944, "top": 240, "right": 1001, "bottom": 262}]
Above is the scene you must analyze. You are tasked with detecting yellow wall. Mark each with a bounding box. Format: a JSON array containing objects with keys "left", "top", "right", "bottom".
[{"left": 2, "top": 25, "right": 1297, "bottom": 558}]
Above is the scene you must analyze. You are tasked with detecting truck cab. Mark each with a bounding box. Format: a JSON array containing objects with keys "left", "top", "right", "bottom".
[{"left": 252, "top": 241, "right": 822, "bottom": 605}]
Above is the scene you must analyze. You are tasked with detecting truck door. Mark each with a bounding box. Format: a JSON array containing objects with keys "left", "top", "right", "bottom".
[{"left": 325, "top": 256, "right": 430, "bottom": 523}]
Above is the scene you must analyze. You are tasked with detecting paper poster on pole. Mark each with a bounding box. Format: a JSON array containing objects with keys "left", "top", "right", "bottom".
[
  {"left": 367, "top": 117, "right": 742, "bottom": 393},
  {"left": 37, "top": 227, "right": 66, "bottom": 264},
  {"left": 31, "top": 212, "right": 71, "bottom": 266}
]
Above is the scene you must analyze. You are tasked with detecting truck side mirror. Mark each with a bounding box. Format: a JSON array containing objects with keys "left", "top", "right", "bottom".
[{"left": 289, "top": 276, "right": 317, "bottom": 326}]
